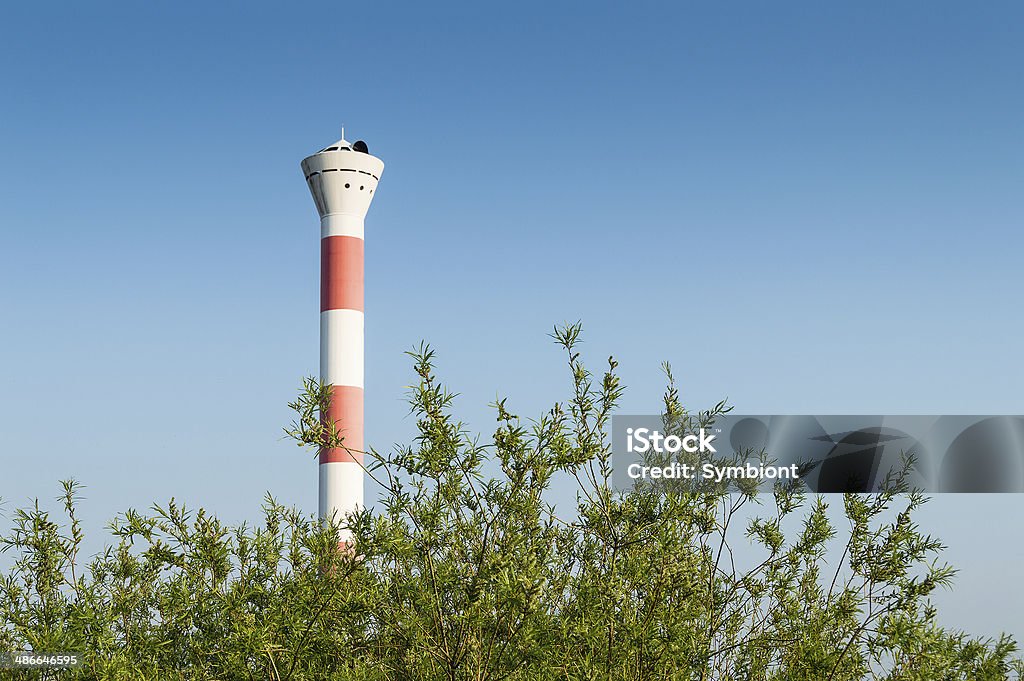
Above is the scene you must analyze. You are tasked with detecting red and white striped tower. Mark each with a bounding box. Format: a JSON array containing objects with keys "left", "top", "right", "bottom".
[{"left": 301, "top": 133, "right": 384, "bottom": 539}]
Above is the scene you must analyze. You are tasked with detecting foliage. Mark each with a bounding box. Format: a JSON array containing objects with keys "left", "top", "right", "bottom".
[{"left": 1, "top": 325, "right": 1021, "bottom": 680}]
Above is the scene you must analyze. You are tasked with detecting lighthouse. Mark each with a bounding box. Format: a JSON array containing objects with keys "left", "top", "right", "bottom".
[{"left": 301, "top": 133, "right": 384, "bottom": 541}]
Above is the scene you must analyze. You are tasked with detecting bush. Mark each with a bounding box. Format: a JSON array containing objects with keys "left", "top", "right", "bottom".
[{"left": 2, "top": 325, "right": 1021, "bottom": 680}]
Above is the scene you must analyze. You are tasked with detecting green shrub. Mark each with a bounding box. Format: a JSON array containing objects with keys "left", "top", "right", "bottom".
[{"left": 2, "top": 325, "right": 1020, "bottom": 680}]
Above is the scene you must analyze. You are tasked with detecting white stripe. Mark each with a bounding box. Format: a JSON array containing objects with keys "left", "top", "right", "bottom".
[
  {"left": 321, "top": 214, "right": 365, "bottom": 239},
  {"left": 320, "top": 309, "right": 364, "bottom": 388},
  {"left": 319, "top": 461, "right": 364, "bottom": 537}
]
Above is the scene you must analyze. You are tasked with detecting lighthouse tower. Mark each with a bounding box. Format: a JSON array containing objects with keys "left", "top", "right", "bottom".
[{"left": 301, "top": 133, "right": 384, "bottom": 540}]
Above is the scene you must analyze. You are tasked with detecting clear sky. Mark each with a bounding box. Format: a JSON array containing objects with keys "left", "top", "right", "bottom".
[{"left": 1, "top": 1, "right": 1022, "bottom": 642}]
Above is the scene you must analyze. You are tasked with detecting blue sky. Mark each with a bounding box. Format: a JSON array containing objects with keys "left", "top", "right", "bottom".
[{"left": 1, "top": 1, "right": 1023, "bottom": 641}]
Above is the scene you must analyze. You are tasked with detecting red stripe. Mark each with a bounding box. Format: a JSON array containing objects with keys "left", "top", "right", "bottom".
[
  {"left": 319, "top": 384, "right": 364, "bottom": 464},
  {"left": 320, "top": 236, "right": 364, "bottom": 312}
]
